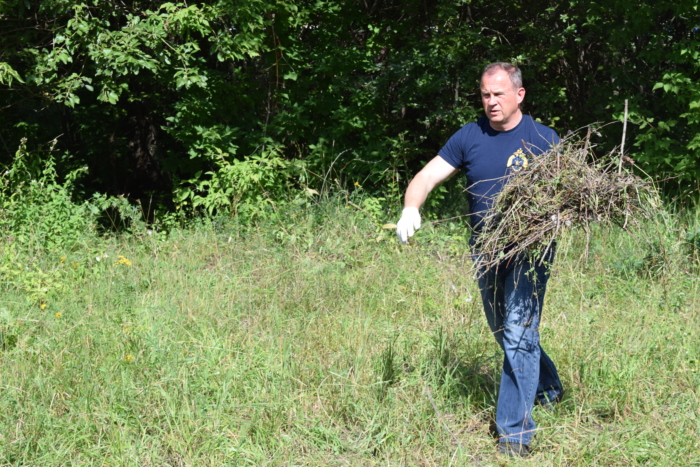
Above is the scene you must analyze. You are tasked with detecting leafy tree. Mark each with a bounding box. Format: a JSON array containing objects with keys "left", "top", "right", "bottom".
[{"left": 1, "top": 0, "right": 698, "bottom": 215}]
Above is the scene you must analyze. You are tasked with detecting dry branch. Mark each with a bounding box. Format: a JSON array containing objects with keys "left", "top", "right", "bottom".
[{"left": 473, "top": 128, "right": 659, "bottom": 271}]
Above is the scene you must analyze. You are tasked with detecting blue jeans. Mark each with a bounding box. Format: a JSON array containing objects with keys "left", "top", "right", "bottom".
[{"left": 476, "top": 253, "right": 563, "bottom": 446}]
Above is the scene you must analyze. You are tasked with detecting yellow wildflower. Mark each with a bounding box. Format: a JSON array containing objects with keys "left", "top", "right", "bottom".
[
  {"left": 55, "top": 312, "right": 62, "bottom": 318},
  {"left": 40, "top": 303, "right": 47, "bottom": 310},
  {"left": 115, "top": 255, "right": 132, "bottom": 266},
  {"left": 124, "top": 354, "right": 134, "bottom": 363},
  {"left": 354, "top": 181, "right": 361, "bottom": 187},
  {"left": 60, "top": 256, "right": 66, "bottom": 263},
  {"left": 73, "top": 262, "right": 79, "bottom": 268}
]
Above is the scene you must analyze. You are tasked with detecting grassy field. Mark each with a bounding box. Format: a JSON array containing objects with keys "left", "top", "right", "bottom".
[{"left": 0, "top": 197, "right": 699, "bottom": 466}]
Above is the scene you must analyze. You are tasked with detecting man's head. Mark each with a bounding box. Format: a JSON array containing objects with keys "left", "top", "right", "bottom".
[{"left": 481, "top": 62, "right": 525, "bottom": 131}]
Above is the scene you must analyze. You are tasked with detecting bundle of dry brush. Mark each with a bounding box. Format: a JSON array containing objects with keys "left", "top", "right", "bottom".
[{"left": 473, "top": 129, "right": 659, "bottom": 271}]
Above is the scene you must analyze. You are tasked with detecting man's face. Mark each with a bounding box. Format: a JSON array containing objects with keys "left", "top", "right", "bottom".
[{"left": 480, "top": 70, "right": 525, "bottom": 131}]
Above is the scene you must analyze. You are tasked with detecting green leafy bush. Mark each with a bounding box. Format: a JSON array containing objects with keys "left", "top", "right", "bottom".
[
  {"left": 0, "top": 139, "right": 149, "bottom": 250},
  {"left": 173, "top": 142, "right": 302, "bottom": 220},
  {"left": 0, "top": 139, "right": 98, "bottom": 251}
]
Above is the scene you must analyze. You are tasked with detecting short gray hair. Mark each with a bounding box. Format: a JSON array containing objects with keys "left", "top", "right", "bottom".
[{"left": 482, "top": 62, "right": 523, "bottom": 90}]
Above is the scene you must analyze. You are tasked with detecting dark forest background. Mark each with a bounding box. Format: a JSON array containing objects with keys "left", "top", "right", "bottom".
[{"left": 1, "top": 0, "right": 699, "bottom": 219}]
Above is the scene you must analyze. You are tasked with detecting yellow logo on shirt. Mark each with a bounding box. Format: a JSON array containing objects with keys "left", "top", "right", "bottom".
[{"left": 507, "top": 148, "right": 529, "bottom": 172}]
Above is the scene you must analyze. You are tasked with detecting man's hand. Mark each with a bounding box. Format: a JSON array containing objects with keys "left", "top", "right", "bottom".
[
  {"left": 396, "top": 207, "right": 421, "bottom": 244},
  {"left": 396, "top": 156, "right": 456, "bottom": 244}
]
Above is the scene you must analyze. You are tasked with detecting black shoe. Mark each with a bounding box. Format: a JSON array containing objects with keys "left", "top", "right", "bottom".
[{"left": 498, "top": 442, "right": 531, "bottom": 458}]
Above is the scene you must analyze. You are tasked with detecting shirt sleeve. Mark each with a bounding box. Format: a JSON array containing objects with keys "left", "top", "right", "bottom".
[{"left": 437, "top": 125, "right": 468, "bottom": 169}]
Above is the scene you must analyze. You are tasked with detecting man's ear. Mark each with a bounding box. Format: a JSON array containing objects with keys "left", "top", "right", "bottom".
[{"left": 516, "top": 87, "right": 526, "bottom": 104}]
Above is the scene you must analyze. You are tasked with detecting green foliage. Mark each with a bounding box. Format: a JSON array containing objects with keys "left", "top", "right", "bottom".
[
  {"left": 173, "top": 142, "right": 300, "bottom": 220},
  {"left": 209, "top": 152, "right": 284, "bottom": 216},
  {"left": 1, "top": 0, "right": 699, "bottom": 210},
  {"left": 0, "top": 138, "right": 146, "bottom": 246},
  {"left": 0, "top": 62, "right": 24, "bottom": 86},
  {"left": 639, "top": 67, "right": 700, "bottom": 189},
  {"left": 0, "top": 138, "right": 97, "bottom": 251}
]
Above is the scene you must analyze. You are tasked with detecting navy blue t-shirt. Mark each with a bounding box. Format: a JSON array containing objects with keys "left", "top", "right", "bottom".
[{"left": 438, "top": 114, "right": 559, "bottom": 236}]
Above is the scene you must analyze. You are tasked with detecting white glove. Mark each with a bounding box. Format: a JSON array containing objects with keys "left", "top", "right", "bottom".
[{"left": 396, "top": 207, "right": 421, "bottom": 244}]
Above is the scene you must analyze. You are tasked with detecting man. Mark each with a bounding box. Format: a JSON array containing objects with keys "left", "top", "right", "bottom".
[{"left": 396, "top": 62, "right": 564, "bottom": 458}]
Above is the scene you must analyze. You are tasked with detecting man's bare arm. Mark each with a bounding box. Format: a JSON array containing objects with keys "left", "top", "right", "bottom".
[{"left": 404, "top": 156, "right": 459, "bottom": 208}]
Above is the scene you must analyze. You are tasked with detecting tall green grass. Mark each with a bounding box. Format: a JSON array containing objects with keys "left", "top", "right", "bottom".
[{"left": 0, "top": 195, "right": 699, "bottom": 465}]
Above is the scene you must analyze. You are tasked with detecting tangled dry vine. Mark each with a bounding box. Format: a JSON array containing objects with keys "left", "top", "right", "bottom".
[{"left": 473, "top": 128, "right": 660, "bottom": 271}]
